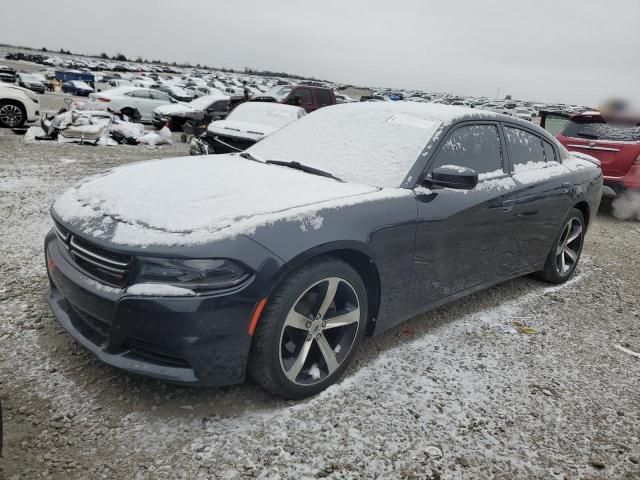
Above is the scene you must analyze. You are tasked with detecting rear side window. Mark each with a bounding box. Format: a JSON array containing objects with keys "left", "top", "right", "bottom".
[
  {"left": 316, "top": 89, "right": 333, "bottom": 106},
  {"left": 561, "top": 117, "right": 640, "bottom": 142},
  {"left": 292, "top": 88, "right": 312, "bottom": 105},
  {"left": 431, "top": 124, "right": 503, "bottom": 175},
  {"left": 504, "top": 127, "right": 545, "bottom": 167}
]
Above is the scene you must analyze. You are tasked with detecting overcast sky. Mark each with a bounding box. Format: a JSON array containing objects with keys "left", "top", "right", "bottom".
[{"left": 3, "top": 0, "right": 639, "bottom": 105}]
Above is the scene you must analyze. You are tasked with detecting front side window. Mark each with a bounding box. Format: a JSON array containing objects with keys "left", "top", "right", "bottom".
[
  {"left": 430, "top": 124, "right": 503, "bottom": 176},
  {"left": 149, "top": 90, "right": 170, "bottom": 101},
  {"left": 542, "top": 140, "right": 557, "bottom": 163},
  {"left": 131, "top": 90, "right": 151, "bottom": 99},
  {"left": 504, "top": 127, "right": 545, "bottom": 168}
]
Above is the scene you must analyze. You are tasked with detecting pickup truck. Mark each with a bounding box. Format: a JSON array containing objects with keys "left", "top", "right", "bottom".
[{"left": 251, "top": 84, "right": 336, "bottom": 113}]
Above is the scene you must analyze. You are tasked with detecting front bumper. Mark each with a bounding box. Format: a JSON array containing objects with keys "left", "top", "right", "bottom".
[{"left": 45, "top": 232, "right": 259, "bottom": 386}]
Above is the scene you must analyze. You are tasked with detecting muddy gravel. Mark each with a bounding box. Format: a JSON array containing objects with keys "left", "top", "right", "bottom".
[{"left": 0, "top": 130, "right": 639, "bottom": 480}]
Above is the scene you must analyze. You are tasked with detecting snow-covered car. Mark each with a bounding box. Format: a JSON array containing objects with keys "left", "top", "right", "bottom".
[
  {"left": 514, "top": 108, "right": 533, "bottom": 122},
  {"left": 152, "top": 93, "right": 231, "bottom": 130},
  {"left": 185, "top": 85, "right": 223, "bottom": 99},
  {"left": 190, "top": 101, "right": 305, "bottom": 155},
  {"left": 155, "top": 85, "right": 194, "bottom": 103},
  {"left": 62, "top": 80, "right": 94, "bottom": 96},
  {"left": 89, "top": 87, "right": 177, "bottom": 122},
  {"left": 46, "top": 103, "right": 601, "bottom": 399},
  {"left": 0, "top": 84, "right": 40, "bottom": 128}
]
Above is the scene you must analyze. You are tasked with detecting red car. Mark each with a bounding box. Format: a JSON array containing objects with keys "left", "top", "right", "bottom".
[{"left": 544, "top": 111, "right": 640, "bottom": 198}]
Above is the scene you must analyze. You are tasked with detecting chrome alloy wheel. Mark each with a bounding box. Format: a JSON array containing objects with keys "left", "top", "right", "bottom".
[
  {"left": 279, "top": 277, "right": 361, "bottom": 386},
  {"left": 0, "top": 104, "right": 23, "bottom": 127},
  {"left": 556, "top": 216, "right": 583, "bottom": 275}
]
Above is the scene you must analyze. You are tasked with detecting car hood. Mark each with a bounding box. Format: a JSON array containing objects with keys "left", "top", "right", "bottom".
[
  {"left": 207, "top": 120, "right": 279, "bottom": 141},
  {"left": 52, "top": 154, "right": 390, "bottom": 247},
  {"left": 154, "top": 103, "right": 192, "bottom": 116}
]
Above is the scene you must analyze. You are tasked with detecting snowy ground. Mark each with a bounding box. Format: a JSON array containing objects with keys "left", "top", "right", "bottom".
[{"left": 0, "top": 133, "right": 639, "bottom": 480}]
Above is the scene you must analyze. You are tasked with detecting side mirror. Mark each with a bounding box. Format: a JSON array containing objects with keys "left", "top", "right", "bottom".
[{"left": 425, "top": 165, "right": 478, "bottom": 190}]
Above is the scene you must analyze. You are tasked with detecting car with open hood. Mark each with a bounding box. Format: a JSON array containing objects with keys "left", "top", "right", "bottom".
[
  {"left": 189, "top": 101, "right": 305, "bottom": 154},
  {"left": 46, "top": 102, "right": 601, "bottom": 399}
]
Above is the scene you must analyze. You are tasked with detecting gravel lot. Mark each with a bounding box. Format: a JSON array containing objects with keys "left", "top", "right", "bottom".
[{"left": 0, "top": 124, "right": 639, "bottom": 480}]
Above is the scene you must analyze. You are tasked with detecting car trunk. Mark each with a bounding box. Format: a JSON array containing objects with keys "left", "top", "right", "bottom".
[{"left": 557, "top": 115, "right": 640, "bottom": 177}]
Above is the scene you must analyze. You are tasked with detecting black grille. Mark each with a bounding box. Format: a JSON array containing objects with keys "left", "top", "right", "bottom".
[
  {"left": 205, "top": 132, "right": 256, "bottom": 153},
  {"left": 55, "top": 223, "right": 132, "bottom": 288},
  {"left": 129, "top": 339, "right": 191, "bottom": 368}
]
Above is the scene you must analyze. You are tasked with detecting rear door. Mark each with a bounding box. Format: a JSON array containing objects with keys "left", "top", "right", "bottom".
[
  {"left": 503, "top": 124, "right": 573, "bottom": 269},
  {"left": 314, "top": 89, "right": 334, "bottom": 110},
  {"left": 289, "top": 87, "right": 314, "bottom": 112},
  {"left": 411, "top": 122, "right": 521, "bottom": 308}
]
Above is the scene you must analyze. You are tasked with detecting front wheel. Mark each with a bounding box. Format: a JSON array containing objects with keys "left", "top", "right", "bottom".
[
  {"left": 0, "top": 100, "right": 26, "bottom": 128},
  {"left": 536, "top": 208, "right": 585, "bottom": 284},
  {"left": 249, "top": 257, "right": 367, "bottom": 399}
]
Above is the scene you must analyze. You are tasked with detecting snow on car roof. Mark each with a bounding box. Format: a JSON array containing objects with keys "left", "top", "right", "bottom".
[{"left": 248, "top": 102, "right": 484, "bottom": 187}]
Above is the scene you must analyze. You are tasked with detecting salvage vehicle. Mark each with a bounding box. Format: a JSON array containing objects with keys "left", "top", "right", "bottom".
[
  {"left": 46, "top": 103, "right": 601, "bottom": 399},
  {"left": 89, "top": 86, "right": 176, "bottom": 123},
  {"left": 62, "top": 80, "right": 94, "bottom": 96},
  {"left": 16, "top": 73, "right": 46, "bottom": 94},
  {"left": 189, "top": 101, "right": 305, "bottom": 154},
  {"left": 542, "top": 111, "right": 640, "bottom": 197},
  {"left": 0, "top": 65, "right": 16, "bottom": 83},
  {"left": 252, "top": 84, "right": 336, "bottom": 113},
  {"left": 154, "top": 84, "right": 194, "bottom": 103},
  {"left": 0, "top": 84, "right": 40, "bottom": 128},
  {"left": 151, "top": 93, "right": 231, "bottom": 131}
]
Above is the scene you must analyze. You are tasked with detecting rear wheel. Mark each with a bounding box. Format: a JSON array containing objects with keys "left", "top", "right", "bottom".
[
  {"left": 249, "top": 257, "right": 367, "bottom": 399},
  {"left": 0, "top": 100, "right": 26, "bottom": 128},
  {"left": 536, "top": 208, "right": 585, "bottom": 284}
]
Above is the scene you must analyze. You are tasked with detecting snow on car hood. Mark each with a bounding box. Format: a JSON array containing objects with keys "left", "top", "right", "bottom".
[
  {"left": 52, "top": 155, "right": 409, "bottom": 247},
  {"left": 207, "top": 120, "right": 279, "bottom": 141},
  {"left": 154, "top": 103, "right": 193, "bottom": 116}
]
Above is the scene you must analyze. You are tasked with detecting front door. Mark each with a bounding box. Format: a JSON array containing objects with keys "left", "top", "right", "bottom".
[{"left": 411, "top": 123, "right": 520, "bottom": 309}]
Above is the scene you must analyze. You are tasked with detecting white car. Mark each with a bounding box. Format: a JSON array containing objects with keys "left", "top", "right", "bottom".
[
  {"left": 89, "top": 87, "right": 176, "bottom": 122},
  {"left": 0, "top": 84, "right": 40, "bottom": 128},
  {"left": 514, "top": 108, "right": 533, "bottom": 121},
  {"left": 190, "top": 102, "right": 306, "bottom": 155}
]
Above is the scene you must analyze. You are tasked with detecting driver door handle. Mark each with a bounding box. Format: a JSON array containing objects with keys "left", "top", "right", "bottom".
[{"left": 501, "top": 199, "right": 517, "bottom": 212}]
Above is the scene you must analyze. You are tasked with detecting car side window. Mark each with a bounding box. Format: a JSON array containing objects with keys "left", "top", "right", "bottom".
[
  {"left": 130, "top": 90, "right": 151, "bottom": 99},
  {"left": 149, "top": 90, "right": 169, "bottom": 101},
  {"left": 542, "top": 140, "right": 557, "bottom": 163},
  {"left": 316, "top": 89, "right": 332, "bottom": 106},
  {"left": 430, "top": 125, "right": 503, "bottom": 176},
  {"left": 504, "top": 126, "right": 545, "bottom": 168},
  {"left": 293, "top": 88, "right": 312, "bottom": 105}
]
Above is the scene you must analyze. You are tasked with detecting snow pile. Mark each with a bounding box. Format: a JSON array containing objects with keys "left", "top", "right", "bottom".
[
  {"left": 53, "top": 154, "right": 410, "bottom": 246},
  {"left": 512, "top": 161, "right": 567, "bottom": 184},
  {"left": 247, "top": 102, "right": 474, "bottom": 187}
]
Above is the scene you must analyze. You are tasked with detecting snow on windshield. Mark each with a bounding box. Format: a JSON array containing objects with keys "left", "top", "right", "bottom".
[
  {"left": 248, "top": 103, "right": 454, "bottom": 187},
  {"left": 227, "top": 102, "right": 303, "bottom": 128}
]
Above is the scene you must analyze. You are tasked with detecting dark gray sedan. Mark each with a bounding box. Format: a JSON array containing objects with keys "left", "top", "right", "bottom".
[{"left": 45, "top": 103, "right": 602, "bottom": 399}]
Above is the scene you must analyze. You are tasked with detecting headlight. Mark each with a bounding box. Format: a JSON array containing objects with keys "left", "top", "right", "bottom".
[
  {"left": 135, "top": 257, "right": 251, "bottom": 292},
  {"left": 23, "top": 89, "right": 39, "bottom": 103}
]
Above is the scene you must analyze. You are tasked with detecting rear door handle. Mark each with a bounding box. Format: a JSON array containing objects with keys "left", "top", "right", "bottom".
[
  {"left": 501, "top": 199, "right": 516, "bottom": 212},
  {"left": 561, "top": 182, "right": 572, "bottom": 193}
]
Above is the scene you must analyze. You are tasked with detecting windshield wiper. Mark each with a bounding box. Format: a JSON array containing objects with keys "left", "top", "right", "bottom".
[{"left": 266, "top": 160, "right": 342, "bottom": 182}]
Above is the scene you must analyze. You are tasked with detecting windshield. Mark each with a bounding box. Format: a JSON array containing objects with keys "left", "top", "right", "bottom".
[
  {"left": 227, "top": 102, "right": 302, "bottom": 128},
  {"left": 264, "top": 85, "right": 293, "bottom": 100},
  {"left": 248, "top": 103, "right": 442, "bottom": 187},
  {"left": 72, "top": 80, "right": 92, "bottom": 89},
  {"left": 562, "top": 117, "right": 640, "bottom": 142}
]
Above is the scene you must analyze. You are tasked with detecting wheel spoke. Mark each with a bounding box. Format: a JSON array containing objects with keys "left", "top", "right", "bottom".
[
  {"left": 284, "top": 310, "right": 311, "bottom": 330},
  {"left": 317, "top": 278, "right": 340, "bottom": 320},
  {"left": 316, "top": 333, "right": 339, "bottom": 374},
  {"left": 559, "top": 251, "right": 566, "bottom": 272},
  {"left": 285, "top": 337, "right": 313, "bottom": 382},
  {"left": 566, "top": 224, "right": 582, "bottom": 244},
  {"left": 323, "top": 308, "right": 360, "bottom": 329},
  {"left": 564, "top": 247, "right": 578, "bottom": 262}
]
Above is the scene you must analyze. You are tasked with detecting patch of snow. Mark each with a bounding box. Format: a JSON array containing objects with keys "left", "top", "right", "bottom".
[
  {"left": 126, "top": 283, "right": 196, "bottom": 296},
  {"left": 513, "top": 162, "right": 568, "bottom": 184},
  {"left": 308, "top": 363, "right": 321, "bottom": 379}
]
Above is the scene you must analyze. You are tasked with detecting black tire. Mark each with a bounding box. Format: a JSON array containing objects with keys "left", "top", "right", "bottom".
[
  {"left": 120, "top": 107, "right": 138, "bottom": 122},
  {"left": 535, "top": 208, "right": 585, "bottom": 284},
  {"left": 249, "top": 256, "right": 368, "bottom": 399},
  {"left": 0, "top": 100, "right": 27, "bottom": 128}
]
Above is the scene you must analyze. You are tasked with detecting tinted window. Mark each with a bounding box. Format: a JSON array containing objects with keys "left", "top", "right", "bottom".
[
  {"left": 209, "top": 100, "right": 228, "bottom": 112},
  {"left": 431, "top": 125, "right": 503, "bottom": 175},
  {"left": 130, "top": 90, "right": 151, "bottom": 99},
  {"left": 149, "top": 90, "right": 170, "bottom": 101},
  {"left": 542, "top": 140, "right": 556, "bottom": 163},
  {"left": 505, "top": 127, "right": 545, "bottom": 167},
  {"left": 293, "top": 88, "right": 312, "bottom": 105},
  {"left": 561, "top": 117, "right": 640, "bottom": 142},
  {"left": 316, "top": 89, "right": 332, "bottom": 106}
]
